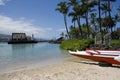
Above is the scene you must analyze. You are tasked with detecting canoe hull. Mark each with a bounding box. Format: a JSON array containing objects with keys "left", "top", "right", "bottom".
[{"left": 69, "top": 51, "right": 120, "bottom": 65}]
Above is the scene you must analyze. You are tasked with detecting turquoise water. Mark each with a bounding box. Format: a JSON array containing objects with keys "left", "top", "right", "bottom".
[{"left": 0, "top": 42, "right": 69, "bottom": 73}]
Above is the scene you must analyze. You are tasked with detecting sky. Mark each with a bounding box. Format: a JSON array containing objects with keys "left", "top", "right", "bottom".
[
  {"left": 0, "top": 0, "right": 120, "bottom": 39},
  {"left": 0, "top": 0, "right": 67, "bottom": 39}
]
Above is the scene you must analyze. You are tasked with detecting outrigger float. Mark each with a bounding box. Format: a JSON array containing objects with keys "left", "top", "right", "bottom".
[{"left": 69, "top": 49, "right": 120, "bottom": 65}]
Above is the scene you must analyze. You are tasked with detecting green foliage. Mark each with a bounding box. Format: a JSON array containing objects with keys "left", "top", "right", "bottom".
[
  {"left": 56, "top": 1, "right": 69, "bottom": 14},
  {"left": 60, "top": 39, "right": 94, "bottom": 51},
  {"left": 111, "top": 29, "right": 120, "bottom": 39},
  {"left": 69, "top": 26, "right": 80, "bottom": 39},
  {"left": 110, "top": 40, "right": 120, "bottom": 45},
  {"left": 56, "top": 0, "right": 119, "bottom": 41}
]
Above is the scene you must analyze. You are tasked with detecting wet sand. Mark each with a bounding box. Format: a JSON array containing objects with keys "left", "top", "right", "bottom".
[{"left": 0, "top": 57, "right": 120, "bottom": 80}]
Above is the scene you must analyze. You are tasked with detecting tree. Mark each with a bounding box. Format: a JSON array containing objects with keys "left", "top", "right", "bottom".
[
  {"left": 100, "top": 2, "right": 109, "bottom": 32},
  {"left": 68, "top": 0, "right": 83, "bottom": 38},
  {"left": 69, "top": 25, "right": 80, "bottom": 39},
  {"left": 102, "top": 0, "right": 116, "bottom": 32},
  {"left": 81, "top": 0, "right": 96, "bottom": 38},
  {"left": 56, "top": 1, "right": 70, "bottom": 39},
  {"left": 116, "top": 6, "right": 120, "bottom": 22},
  {"left": 56, "top": 0, "right": 119, "bottom": 41},
  {"left": 101, "top": 2, "right": 108, "bottom": 17},
  {"left": 97, "top": 0, "right": 104, "bottom": 43},
  {"left": 107, "top": 0, "right": 116, "bottom": 17},
  {"left": 90, "top": 13, "right": 98, "bottom": 37}
]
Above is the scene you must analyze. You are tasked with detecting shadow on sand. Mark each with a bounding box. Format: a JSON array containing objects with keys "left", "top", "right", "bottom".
[{"left": 73, "top": 60, "right": 120, "bottom": 68}]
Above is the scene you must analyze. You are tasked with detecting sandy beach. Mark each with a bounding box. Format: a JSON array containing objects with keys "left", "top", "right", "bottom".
[{"left": 0, "top": 57, "right": 120, "bottom": 80}]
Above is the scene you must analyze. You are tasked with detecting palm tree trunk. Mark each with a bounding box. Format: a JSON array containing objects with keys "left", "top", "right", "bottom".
[
  {"left": 108, "top": 0, "right": 111, "bottom": 17},
  {"left": 74, "top": 21, "right": 76, "bottom": 28},
  {"left": 64, "top": 14, "right": 70, "bottom": 39},
  {"left": 98, "top": 0, "right": 104, "bottom": 44},
  {"left": 85, "top": 12, "right": 90, "bottom": 38},
  {"left": 108, "top": 0, "right": 113, "bottom": 33},
  {"left": 77, "top": 17, "right": 83, "bottom": 38}
]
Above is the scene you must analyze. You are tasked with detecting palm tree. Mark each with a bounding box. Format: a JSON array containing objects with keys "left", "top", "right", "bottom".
[
  {"left": 106, "top": 0, "right": 116, "bottom": 32},
  {"left": 68, "top": 0, "right": 78, "bottom": 6},
  {"left": 103, "top": 0, "right": 116, "bottom": 32},
  {"left": 117, "top": 6, "right": 120, "bottom": 22},
  {"left": 90, "top": 13, "right": 98, "bottom": 33},
  {"left": 68, "top": 0, "right": 83, "bottom": 38},
  {"left": 98, "top": 0, "right": 102, "bottom": 32},
  {"left": 107, "top": 0, "right": 116, "bottom": 17},
  {"left": 56, "top": 1, "right": 70, "bottom": 39},
  {"left": 97, "top": 0, "right": 104, "bottom": 43},
  {"left": 81, "top": 0, "right": 90, "bottom": 38},
  {"left": 81, "top": 0, "right": 96, "bottom": 38},
  {"left": 74, "top": 4, "right": 84, "bottom": 38},
  {"left": 69, "top": 25, "right": 80, "bottom": 39},
  {"left": 101, "top": 2, "right": 108, "bottom": 17},
  {"left": 68, "top": 0, "right": 78, "bottom": 27},
  {"left": 100, "top": 2, "right": 109, "bottom": 32}
]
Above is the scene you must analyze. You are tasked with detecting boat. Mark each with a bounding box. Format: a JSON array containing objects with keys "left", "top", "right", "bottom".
[
  {"left": 8, "top": 40, "right": 38, "bottom": 44},
  {"left": 85, "top": 49, "right": 120, "bottom": 56},
  {"left": 69, "top": 50, "right": 120, "bottom": 65},
  {"left": 8, "top": 33, "right": 38, "bottom": 44}
]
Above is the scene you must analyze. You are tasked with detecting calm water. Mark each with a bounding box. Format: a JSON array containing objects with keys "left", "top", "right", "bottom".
[{"left": 0, "top": 42, "right": 70, "bottom": 74}]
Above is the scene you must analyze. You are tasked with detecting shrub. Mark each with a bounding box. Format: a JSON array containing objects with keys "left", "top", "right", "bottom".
[
  {"left": 60, "top": 39, "right": 94, "bottom": 51},
  {"left": 110, "top": 40, "right": 120, "bottom": 45}
]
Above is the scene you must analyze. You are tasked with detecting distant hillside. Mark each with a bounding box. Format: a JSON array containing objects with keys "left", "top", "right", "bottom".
[
  {"left": 0, "top": 34, "right": 11, "bottom": 42},
  {"left": 0, "top": 34, "right": 11, "bottom": 38}
]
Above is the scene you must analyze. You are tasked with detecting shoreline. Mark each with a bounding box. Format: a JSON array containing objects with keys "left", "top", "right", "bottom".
[
  {"left": 0, "top": 56, "right": 72, "bottom": 74},
  {"left": 0, "top": 57, "right": 120, "bottom": 80}
]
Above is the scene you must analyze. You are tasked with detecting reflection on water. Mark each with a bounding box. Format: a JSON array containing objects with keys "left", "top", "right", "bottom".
[
  {"left": 0, "top": 42, "right": 69, "bottom": 73},
  {"left": 11, "top": 44, "right": 35, "bottom": 64}
]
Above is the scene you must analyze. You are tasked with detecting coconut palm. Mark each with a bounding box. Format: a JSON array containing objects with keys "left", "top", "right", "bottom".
[
  {"left": 68, "top": 0, "right": 78, "bottom": 28},
  {"left": 69, "top": 25, "right": 80, "bottom": 39},
  {"left": 116, "top": 6, "right": 120, "bottom": 22},
  {"left": 56, "top": 0, "right": 118, "bottom": 40},
  {"left": 96, "top": 0, "right": 104, "bottom": 43},
  {"left": 107, "top": 0, "right": 116, "bottom": 17},
  {"left": 103, "top": 0, "right": 116, "bottom": 32},
  {"left": 100, "top": 2, "right": 109, "bottom": 32},
  {"left": 67, "top": 0, "right": 79, "bottom": 28},
  {"left": 56, "top": 1, "right": 70, "bottom": 39},
  {"left": 68, "top": 0, "right": 83, "bottom": 38},
  {"left": 101, "top": 2, "right": 108, "bottom": 17},
  {"left": 81, "top": 0, "right": 96, "bottom": 38},
  {"left": 81, "top": 0, "right": 90, "bottom": 38},
  {"left": 71, "top": 13, "right": 77, "bottom": 28},
  {"left": 97, "top": 0, "right": 102, "bottom": 33},
  {"left": 90, "top": 13, "right": 98, "bottom": 33}
]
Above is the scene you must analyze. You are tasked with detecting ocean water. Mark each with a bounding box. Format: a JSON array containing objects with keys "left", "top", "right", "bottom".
[{"left": 0, "top": 42, "right": 70, "bottom": 74}]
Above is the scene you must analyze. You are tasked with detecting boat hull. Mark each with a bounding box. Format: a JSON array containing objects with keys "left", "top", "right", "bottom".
[
  {"left": 69, "top": 51, "right": 120, "bottom": 65},
  {"left": 8, "top": 40, "right": 38, "bottom": 44}
]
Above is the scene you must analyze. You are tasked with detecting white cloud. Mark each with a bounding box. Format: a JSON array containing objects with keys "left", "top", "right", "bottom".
[
  {"left": 0, "top": 0, "right": 10, "bottom": 5},
  {"left": 0, "top": 15, "right": 54, "bottom": 39},
  {"left": 0, "top": 0, "right": 5, "bottom": 5}
]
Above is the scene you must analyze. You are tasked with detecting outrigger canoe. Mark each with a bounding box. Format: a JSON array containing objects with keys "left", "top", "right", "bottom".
[
  {"left": 86, "top": 49, "right": 120, "bottom": 56},
  {"left": 69, "top": 50, "right": 120, "bottom": 65}
]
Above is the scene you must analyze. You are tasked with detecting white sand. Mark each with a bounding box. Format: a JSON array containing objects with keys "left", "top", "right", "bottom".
[{"left": 0, "top": 57, "right": 120, "bottom": 80}]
